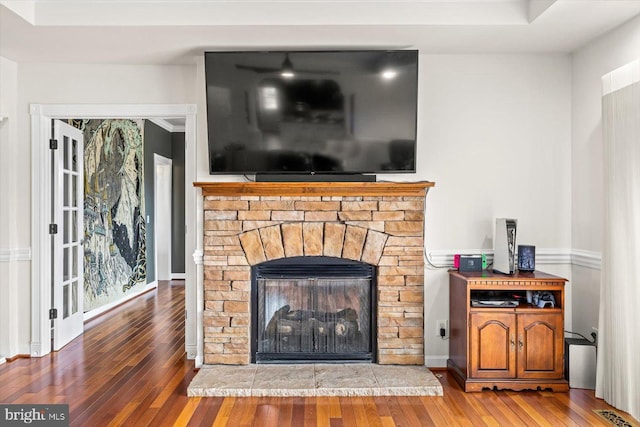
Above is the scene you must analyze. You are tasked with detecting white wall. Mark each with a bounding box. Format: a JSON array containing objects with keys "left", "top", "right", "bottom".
[
  {"left": 418, "top": 54, "right": 572, "bottom": 250},
  {"left": 4, "top": 63, "right": 197, "bottom": 358},
  {"left": 571, "top": 14, "right": 640, "bottom": 339},
  {"left": 0, "top": 56, "right": 28, "bottom": 358},
  {"left": 418, "top": 54, "right": 573, "bottom": 365}
]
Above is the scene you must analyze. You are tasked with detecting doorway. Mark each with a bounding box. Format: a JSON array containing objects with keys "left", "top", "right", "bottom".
[
  {"left": 154, "top": 154, "right": 173, "bottom": 282},
  {"left": 30, "top": 104, "right": 199, "bottom": 363},
  {"left": 51, "top": 120, "right": 85, "bottom": 351}
]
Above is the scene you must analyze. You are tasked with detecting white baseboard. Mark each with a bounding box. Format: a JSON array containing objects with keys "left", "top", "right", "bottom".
[
  {"left": 83, "top": 282, "right": 158, "bottom": 322},
  {"left": 29, "top": 341, "right": 43, "bottom": 357},
  {"left": 0, "top": 357, "right": 6, "bottom": 365},
  {"left": 186, "top": 344, "right": 197, "bottom": 360},
  {"left": 425, "top": 356, "right": 448, "bottom": 368},
  {"left": 171, "top": 273, "right": 186, "bottom": 280}
]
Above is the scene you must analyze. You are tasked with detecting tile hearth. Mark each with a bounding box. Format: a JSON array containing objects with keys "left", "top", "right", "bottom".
[{"left": 188, "top": 364, "right": 443, "bottom": 397}]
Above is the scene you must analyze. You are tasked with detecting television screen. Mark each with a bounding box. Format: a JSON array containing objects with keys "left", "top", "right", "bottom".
[{"left": 204, "top": 50, "right": 418, "bottom": 175}]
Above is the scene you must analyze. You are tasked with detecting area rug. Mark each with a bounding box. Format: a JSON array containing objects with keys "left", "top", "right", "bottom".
[{"left": 188, "top": 363, "right": 443, "bottom": 397}]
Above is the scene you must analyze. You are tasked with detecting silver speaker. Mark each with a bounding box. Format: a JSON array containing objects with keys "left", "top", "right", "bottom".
[
  {"left": 565, "top": 338, "right": 597, "bottom": 389},
  {"left": 494, "top": 218, "right": 517, "bottom": 274}
]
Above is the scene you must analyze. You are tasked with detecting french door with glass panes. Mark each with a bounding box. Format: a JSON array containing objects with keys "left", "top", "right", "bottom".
[{"left": 52, "top": 120, "right": 84, "bottom": 351}]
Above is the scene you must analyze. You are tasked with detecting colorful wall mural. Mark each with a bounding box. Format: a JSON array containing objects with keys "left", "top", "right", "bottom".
[{"left": 70, "top": 119, "right": 147, "bottom": 312}]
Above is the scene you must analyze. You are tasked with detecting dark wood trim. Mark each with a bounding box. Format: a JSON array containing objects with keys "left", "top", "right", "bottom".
[
  {"left": 193, "top": 181, "right": 435, "bottom": 197},
  {"left": 462, "top": 378, "right": 570, "bottom": 393}
]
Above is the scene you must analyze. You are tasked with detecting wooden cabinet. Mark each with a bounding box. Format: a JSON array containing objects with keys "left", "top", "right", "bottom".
[
  {"left": 517, "top": 312, "right": 564, "bottom": 379},
  {"left": 448, "top": 270, "right": 568, "bottom": 392},
  {"left": 469, "top": 312, "right": 516, "bottom": 379}
]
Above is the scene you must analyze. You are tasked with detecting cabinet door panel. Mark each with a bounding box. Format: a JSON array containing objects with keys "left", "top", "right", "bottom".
[
  {"left": 469, "top": 312, "right": 516, "bottom": 379},
  {"left": 517, "top": 313, "right": 563, "bottom": 379}
]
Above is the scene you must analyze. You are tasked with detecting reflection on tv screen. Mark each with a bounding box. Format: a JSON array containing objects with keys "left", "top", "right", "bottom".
[{"left": 205, "top": 50, "right": 418, "bottom": 174}]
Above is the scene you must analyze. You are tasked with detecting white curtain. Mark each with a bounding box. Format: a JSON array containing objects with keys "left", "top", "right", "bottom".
[{"left": 597, "top": 60, "right": 640, "bottom": 420}]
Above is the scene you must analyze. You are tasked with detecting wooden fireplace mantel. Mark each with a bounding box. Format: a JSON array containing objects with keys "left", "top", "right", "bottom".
[{"left": 193, "top": 180, "right": 434, "bottom": 197}]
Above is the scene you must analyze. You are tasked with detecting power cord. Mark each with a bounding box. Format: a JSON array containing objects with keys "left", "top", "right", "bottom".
[
  {"left": 424, "top": 246, "right": 451, "bottom": 269},
  {"left": 565, "top": 330, "right": 597, "bottom": 344},
  {"left": 421, "top": 199, "right": 451, "bottom": 269},
  {"left": 439, "top": 328, "right": 449, "bottom": 340}
]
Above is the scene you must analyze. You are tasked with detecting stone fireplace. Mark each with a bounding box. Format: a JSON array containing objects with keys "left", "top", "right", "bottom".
[{"left": 194, "top": 181, "right": 433, "bottom": 365}]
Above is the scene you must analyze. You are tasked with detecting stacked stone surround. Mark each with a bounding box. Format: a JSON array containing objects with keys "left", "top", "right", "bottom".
[{"left": 197, "top": 182, "right": 432, "bottom": 365}]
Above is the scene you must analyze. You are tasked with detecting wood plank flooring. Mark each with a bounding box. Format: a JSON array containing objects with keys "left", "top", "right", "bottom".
[{"left": 0, "top": 281, "right": 636, "bottom": 426}]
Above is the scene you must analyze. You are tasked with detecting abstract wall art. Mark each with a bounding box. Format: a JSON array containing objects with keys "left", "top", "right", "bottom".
[{"left": 70, "top": 119, "right": 147, "bottom": 312}]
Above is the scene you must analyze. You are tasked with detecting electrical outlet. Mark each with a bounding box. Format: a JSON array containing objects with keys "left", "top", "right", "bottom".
[{"left": 437, "top": 320, "right": 448, "bottom": 337}]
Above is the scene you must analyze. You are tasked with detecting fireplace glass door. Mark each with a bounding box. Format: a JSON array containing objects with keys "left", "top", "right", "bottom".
[{"left": 253, "top": 257, "right": 375, "bottom": 362}]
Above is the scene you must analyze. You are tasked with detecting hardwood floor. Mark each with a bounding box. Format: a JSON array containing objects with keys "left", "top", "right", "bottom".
[{"left": 0, "top": 281, "right": 635, "bottom": 426}]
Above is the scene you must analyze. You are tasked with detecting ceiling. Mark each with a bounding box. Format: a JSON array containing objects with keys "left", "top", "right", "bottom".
[{"left": 1, "top": 0, "right": 640, "bottom": 65}]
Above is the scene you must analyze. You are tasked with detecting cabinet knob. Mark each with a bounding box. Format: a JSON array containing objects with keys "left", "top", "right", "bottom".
[
  {"left": 510, "top": 337, "right": 515, "bottom": 351},
  {"left": 518, "top": 335, "right": 524, "bottom": 351}
]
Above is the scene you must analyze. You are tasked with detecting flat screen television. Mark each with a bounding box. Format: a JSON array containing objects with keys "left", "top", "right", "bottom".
[{"left": 204, "top": 50, "right": 418, "bottom": 177}]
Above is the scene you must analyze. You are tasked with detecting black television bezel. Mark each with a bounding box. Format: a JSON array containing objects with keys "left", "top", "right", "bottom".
[{"left": 204, "top": 49, "right": 419, "bottom": 176}]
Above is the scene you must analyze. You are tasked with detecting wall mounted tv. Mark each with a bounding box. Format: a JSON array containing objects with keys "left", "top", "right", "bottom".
[{"left": 204, "top": 50, "right": 418, "bottom": 178}]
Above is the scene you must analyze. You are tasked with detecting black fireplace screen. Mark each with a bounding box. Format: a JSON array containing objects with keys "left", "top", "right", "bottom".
[{"left": 252, "top": 257, "right": 375, "bottom": 362}]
